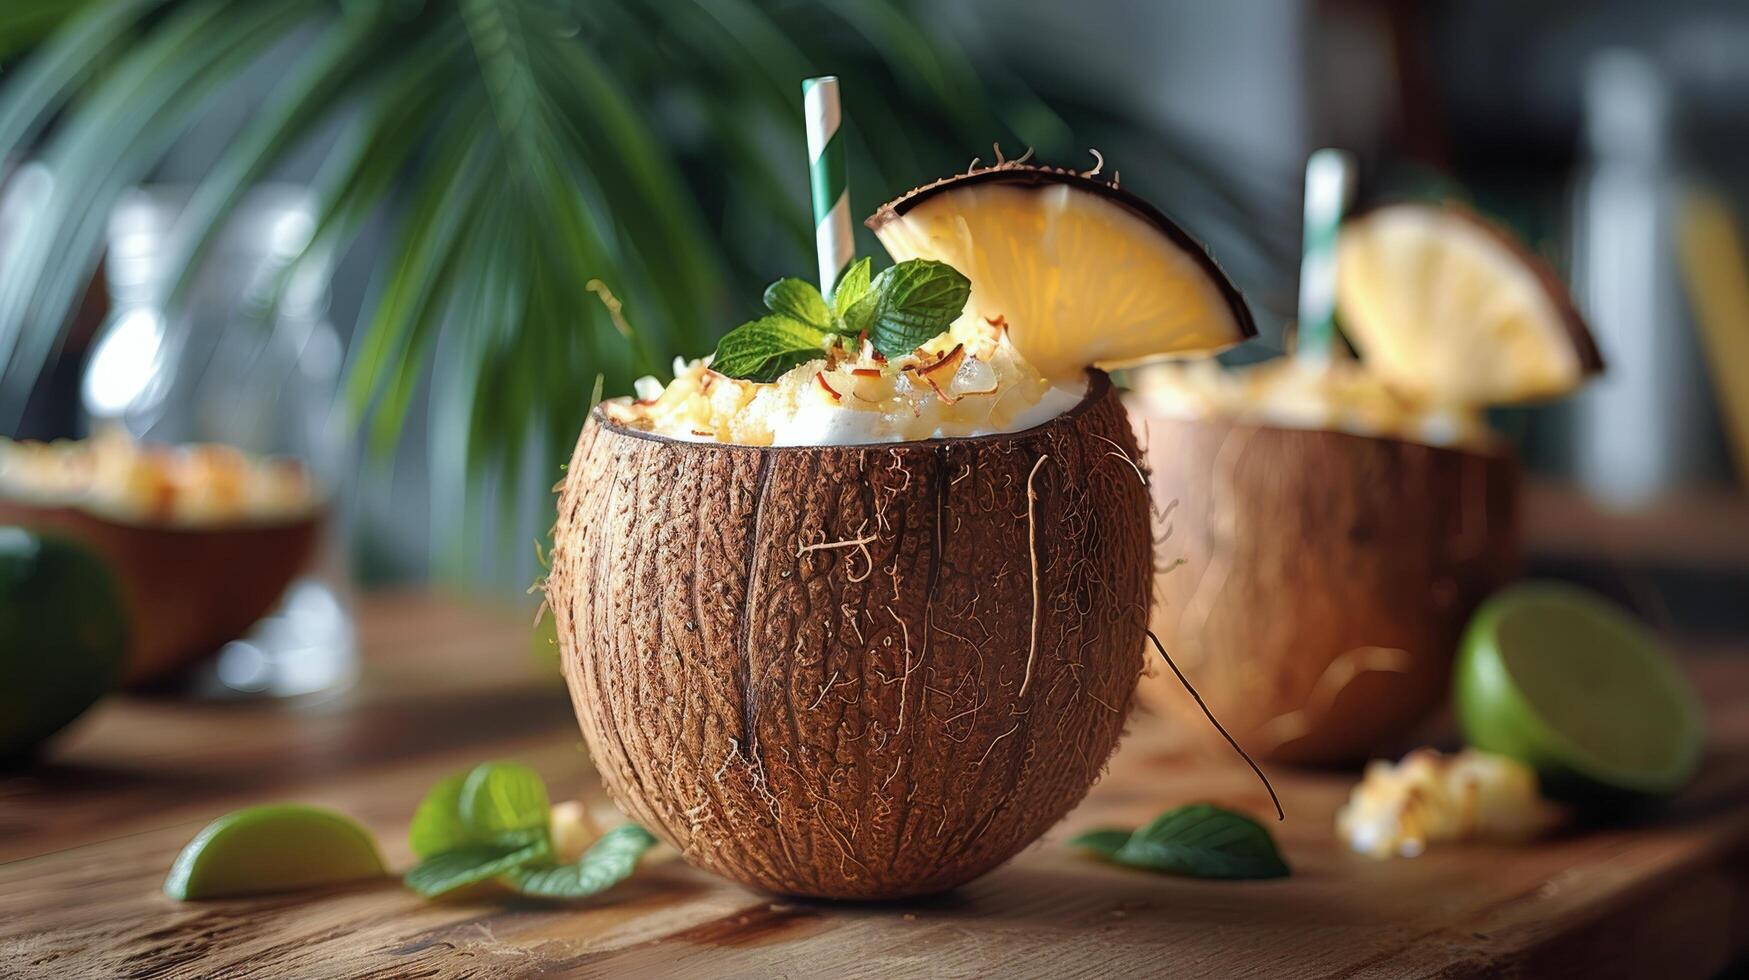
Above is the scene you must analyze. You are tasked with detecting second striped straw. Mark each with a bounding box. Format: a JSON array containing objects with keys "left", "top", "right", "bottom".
[
  {"left": 802, "top": 76, "right": 854, "bottom": 297},
  {"left": 1296, "top": 148, "right": 1355, "bottom": 362}
]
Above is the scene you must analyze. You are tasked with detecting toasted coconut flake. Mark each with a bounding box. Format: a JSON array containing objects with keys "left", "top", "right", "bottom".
[
  {"left": 909, "top": 343, "right": 966, "bottom": 385},
  {"left": 815, "top": 372, "right": 843, "bottom": 402},
  {"left": 1336, "top": 748, "right": 1565, "bottom": 859}
]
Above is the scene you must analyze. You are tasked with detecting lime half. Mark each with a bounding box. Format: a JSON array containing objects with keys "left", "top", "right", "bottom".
[
  {"left": 165, "top": 805, "right": 386, "bottom": 900},
  {"left": 0, "top": 527, "right": 129, "bottom": 763},
  {"left": 1455, "top": 582, "right": 1703, "bottom": 799}
]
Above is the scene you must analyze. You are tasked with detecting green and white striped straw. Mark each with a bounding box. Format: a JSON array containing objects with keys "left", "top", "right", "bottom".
[
  {"left": 1296, "top": 148, "right": 1355, "bottom": 361},
  {"left": 802, "top": 75, "right": 853, "bottom": 296}
]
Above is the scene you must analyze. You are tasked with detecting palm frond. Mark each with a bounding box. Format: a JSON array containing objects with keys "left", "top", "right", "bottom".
[
  {"left": 161, "top": 4, "right": 420, "bottom": 307},
  {"left": 0, "top": 0, "right": 157, "bottom": 169},
  {"left": 0, "top": 0, "right": 112, "bottom": 59},
  {"left": 0, "top": 0, "right": 324, "bottom": 418},
  {"left": 0, "top": 0, "right": 1286, "bottom": 582}
]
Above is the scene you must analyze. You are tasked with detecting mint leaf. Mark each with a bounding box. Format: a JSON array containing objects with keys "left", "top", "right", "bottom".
[
  {"left": 1073, "top": 804, "right": 1289, "bottom": 881},
  {"left": 763, "top": 278, "right": 831, "bottom": 329},
  {"left": 408, "top": 773, "right": 470, "bottom": 859},
  {"left": 840, "top": 288, "right": 879, "bottom": 338},
  {"left": 863, "top": 259, "right": 970, "bottom": 356},
  {"left": 460, "top": 762, "right": 550, "bottom": 838},
  {"left": 505, "top": 824, "right": 658, "bottom": 899},
  {"left": 1067, "top": 828, "right": 1132, "bottom": 860},
  {"left": 711, "top": 259, "right": 969, "bottom": 379},
  {"left": 832, "top": 257, "right": 874, "bottom": 317},
  {"left": 710, "top": 313, "right": 829, "bottom": 382},
  {"left": 411, "top": 763, "right": 550, "bottom": 859},
  {"left": 403, "top": 838, "right": 552, "bottom": 898}
]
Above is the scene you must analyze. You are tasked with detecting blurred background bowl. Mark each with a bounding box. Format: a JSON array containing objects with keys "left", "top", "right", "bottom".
[{"left": 0, "top": 500, "right": 318, "bottom": 686}]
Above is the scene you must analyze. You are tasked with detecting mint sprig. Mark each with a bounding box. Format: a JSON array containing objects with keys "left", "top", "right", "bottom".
[
  {"left": 403, "top": 762, "right": 657, "bottom": 900},
  {"left": 405, "top": 838, "right": 552, "bottom": 897},
  {"left": 503, "top": 825, "right": 658, "bottom": 898},
  {"left": 1070, "top": 803, "right": 1290, "bottom": 880},
  {"left": 709, "top": 313, "right": 834, "bottom": 383},
  {"left": 832, "top": 256, "right": 875, "bottom": 317},
  {"left": 709, "top": 258, "right": 970, "bottom": 382},
  {"left": 853, "top": 260, "right": 974, "bottom": 357},
  {"left": 762, "top": 277, "right": 832, "bottom": 328}
]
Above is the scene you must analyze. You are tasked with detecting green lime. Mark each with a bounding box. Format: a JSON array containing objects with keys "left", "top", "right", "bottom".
[
  {"left": 164, "top": 804, "right": 387, "bottom": 900},
  {"left": 0, "top": 526, "right": 129, "bottom": 764},
  {"left": 1455, "top": 582, "right": 1703, "bottom": 799}
]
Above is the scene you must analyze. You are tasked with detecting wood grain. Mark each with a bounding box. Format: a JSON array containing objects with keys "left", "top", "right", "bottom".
[{"left": 2, "top": 593, "right": 1747, "bottom": 979}]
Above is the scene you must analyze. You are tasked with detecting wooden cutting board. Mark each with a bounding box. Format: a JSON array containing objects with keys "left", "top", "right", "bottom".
[{"left": 2, "top": 594, "right": 1746, "bottom": 979}]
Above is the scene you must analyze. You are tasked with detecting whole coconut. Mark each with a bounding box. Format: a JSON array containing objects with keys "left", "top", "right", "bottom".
[
  {"left": 1132, "top": 410, "right": 1520, "bottom": 766},
  {"left": 547, "top": 374, "right": 1150, "bottom": 899}
]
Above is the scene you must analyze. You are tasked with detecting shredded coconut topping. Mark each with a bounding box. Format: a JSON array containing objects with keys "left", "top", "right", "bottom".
[
  {"left": 606, "top": 318, "right": 1087, "bottom": 446},
  {"left": 1131, "top": 358, "right": 1493, "bottom": 449}
]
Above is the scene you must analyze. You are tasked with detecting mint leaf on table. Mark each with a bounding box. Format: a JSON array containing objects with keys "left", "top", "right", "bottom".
[
  {"left": 763, "top": 277, "right": 832, "bottom": 330},
  {"left": 459, "top": 762, "right": 550, "bottom": 838},
  {"left": 861, "top": 259, "right": 971, "bottom": 356},
  {"left": 409, "top": 762, "right": 548, "bottom": 858},
  {"left": 1120, "top": 804, "right": 1289, "bottom": 880},
  {"left": 408, "top": 772, "right": 471, "bottom": 859},
  {"left": 710, "top": 314, "right": 831, "bottom": 383},
  {"left": 404, "top": 838, "right": 553, "bottom": 898},
  {"left": 504, "top": 824, "right": 658, "bottom": 898},
  {"left": 708, "top": 258, "right": 971, "bottom": 380},
  {"left": 1066, "top": 828, "right": 1132, "bottom": 861},
  {"left": 1071, "top": 804, "right": 1289, "bottom": 881},
  {"left": 403, "top": 762, "right": 660, "bottom": 902}
]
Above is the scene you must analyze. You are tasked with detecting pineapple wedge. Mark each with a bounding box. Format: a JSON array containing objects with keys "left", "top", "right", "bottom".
[
  {"left": 1336, "top": 204, "right": 1603, "bottom": 406},
  {"left": 869, "top": 163, "right": 1255, "bottom": 380}
]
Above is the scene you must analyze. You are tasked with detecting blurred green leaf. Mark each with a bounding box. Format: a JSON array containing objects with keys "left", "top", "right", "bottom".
[
  {"left": 458, "top": 761, "right": 551, "bottom": 838},
  {"left": 1072, "top": 804, "right": 1290, "bottom": 881},
  {"left": 408, "top": 773, "right": 472, "bottom": 859},
  {"left": 409, "top": 762, "right": 550, "bottom": 859},
  {"left": 0, "top": 0, "right": 320, "bottom": 416},
  {"left": 403, "top": 838, "right": 550, "bottom": 898},
  {"left": 504, "top": 824, "right": 657, "bottom": 899}
]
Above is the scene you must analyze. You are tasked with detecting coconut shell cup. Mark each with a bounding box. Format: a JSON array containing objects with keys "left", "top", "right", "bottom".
[
  {"left": 0, "top": 500, "right": 319, "bottom": 686},
  {"left": 547, "top": 374, "right": 1152, "bottom": 899},
  {"left": 1129, "top": 406, "right": 1520, "bottom": 767}
]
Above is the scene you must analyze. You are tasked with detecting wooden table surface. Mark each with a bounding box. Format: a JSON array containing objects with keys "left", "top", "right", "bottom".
[{"left": 3, "top": 594, "right": 1748, "bottom": 979}]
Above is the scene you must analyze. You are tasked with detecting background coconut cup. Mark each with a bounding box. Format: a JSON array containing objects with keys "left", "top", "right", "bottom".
[
  {"left": 0, "top": 500, "right": 319, "bottom": 686},
  {"left": 547, "top": 374, "right": 1152, "bottom": 900},
  {"left": 1128, "top": 406, "right": 1520, "bottom": 767}
]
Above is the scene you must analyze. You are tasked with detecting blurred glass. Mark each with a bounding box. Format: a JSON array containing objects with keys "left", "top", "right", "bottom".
[
  {"left": 82, "top": 184, "right": 355, "bottom": 698},
  {"left": 1568, "top": 48, "right": 1715, "bottom": 506}
]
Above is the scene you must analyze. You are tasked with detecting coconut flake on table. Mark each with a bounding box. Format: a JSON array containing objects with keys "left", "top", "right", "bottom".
[
  {"left": 608, "top": 320, "right": 1087, "bottom": 447},
  {"left": 1336, "top": 748, "right": 1565, "bottom": 859}
]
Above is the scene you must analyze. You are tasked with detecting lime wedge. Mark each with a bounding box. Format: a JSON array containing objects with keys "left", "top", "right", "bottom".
[
  {"left": 1455, "top": 582, "right": 1703, "bottom": 799},
  {"left": 165, "top": 805, "right": 386, "bottom": 900}
]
